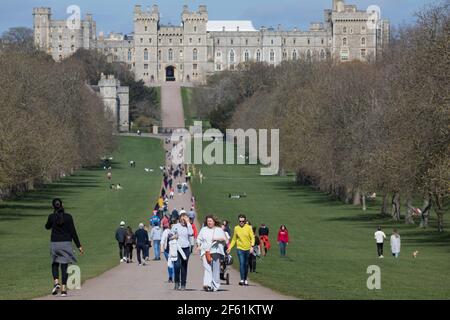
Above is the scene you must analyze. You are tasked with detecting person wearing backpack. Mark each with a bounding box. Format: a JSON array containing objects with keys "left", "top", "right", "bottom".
[{"left": 150, "top": 211, "right": 161, "bottom": 227}]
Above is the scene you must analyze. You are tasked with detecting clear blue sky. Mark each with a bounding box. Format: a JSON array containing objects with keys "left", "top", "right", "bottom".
[{"left": 0, "top": 0, "right": 435, "bottom": 34}]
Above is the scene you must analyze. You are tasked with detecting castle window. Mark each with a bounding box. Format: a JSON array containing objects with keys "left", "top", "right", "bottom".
[
  {"left": 342, "top": 37, "right": 347, "bottom": 46},
  {"left": 71, "top": 35, "right": 74, "bottom": 41},
  {"left": 321, "top": 38, "right": 324, "bottom": 45},
  {"left": 128, "top": 50, "right": 132, "bottom": 61},
  {"left": 361, "top": 26, "right": 366, "bottom": 33},
  {"left": 307, "top": 38, "right": 310, "bottom": 45},
  {"left": 216, "top": 50, "right": 221, "bottom": 58},
  {"left": 360, "top": 49, "right": 366, "bottom": 58},
  {"left": 149, "top": 38, "right": 152, "bottom": 43},
  {"left": 180, "top": 38, "right": 183, "bottom": 44},
  {"left": 306, "top": 49, "right": 312, "bottom": 62},
  {"left": 283, "top": 38, "right": 286, "bottom": 45},
  {"left": 282, "top": 50, "right": 287, "bottom": 60},
  {"left": 189, "top": 38, "right": 192, "bottom": 44},
  {"left": 193, "top": 48, "right": 198, "bottom": 61},
  {"left": 256, "top": 50, "right": 261, "bottom": 62},
  {"left": 350, "top": 28, "right": 353, "bottom": 34},
  {"left": 180, "top": 50, "right": 183, "bottom": 60},
  {"left": 271, "top": 39, "right": 274, "bottom": 45},
  {"left": 320, "top": 49, "right": 325, "bottom": 60},
  {"left": 244, "top": 50, "right": 249, "bottom": 62},
  {"left": 231, "top": 39, "right": 234, "bottom": 45},
  {"left": 361, "top": 37, "right": 366, "bottom": 46},
  {"left": 194, "top": 26, "right": 197, "bottom": 32},
  {"left": 169, "top": 38, "right": 172, "bottom": 44},
  {"left": 158, "top": 50, "right": 161, "bottom": 61},
  {"left": 193, "top": 64, "right": 198, "bottom": 70},
  {"left": 198, "top": 38, "right": 201, "bottom": 44},
  {"left": 270, "top": 50, "right": 275, "bottom": 62},
  {"left": 71, "top": 45, "right": 75, "bottom": 52},
  {"left": 293, "top": 39, "right": 296, "bottom": 45},
  {"left": 292, "top": 50, "right": 297, "bottom": 60},
  {"left": 144, "top": 64, "right": 148, "bottom": 70},
  {"left": 168, "top": 49, "right": 173, "bottom": 61},
  {"left": 145, "top": 26, "right": 148, "bottom": 32},
  {"left": 245, "top": 39, "right": 248, "bottom": 45},
  {"left": 59, "top": 45, "right": 62, "bottom": 51},
  {"left": 216, "top": 64, "right": 222, "bottom": 71},
  {"left": 140, "top": 38, "right": 143, "bottom": 44},
  {"left": 229, "top": 49, "right": 235, "bottom": 63},
  {"left": 217, "top": 39, "right": 220, "bottom": 45},
  {"left": 144, "top": 49, "right": 149, "bottom": 61},
  {"left": 343, "top": 26, "right": 347, "bottom": 33}
]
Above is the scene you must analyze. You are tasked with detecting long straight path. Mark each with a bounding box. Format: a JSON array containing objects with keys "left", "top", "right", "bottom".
[{"left": 36, "top": 83, "right": 294, "bottom": 300}]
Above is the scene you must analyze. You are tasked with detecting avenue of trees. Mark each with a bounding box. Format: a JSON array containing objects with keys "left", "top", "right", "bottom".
[
  {"left": 0, "top": 30, "right": 116, "bottom": 199},
  {"left": 192, "top": 1, "right": 449, "bottom": 230}
]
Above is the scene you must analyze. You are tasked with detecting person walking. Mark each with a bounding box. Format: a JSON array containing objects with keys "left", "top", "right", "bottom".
[
  {"left": 150, "top": 222, "right": 163, "bottom": 260},
  {"left": 226, "top": 214, "right": 255, "bottom": 286},
  {"left": 171, "top": 208, "right": 179, "bottom": 222},
  {"left": 390, "top": 228, "right": 401, "bottom": 258},
  {"left": 374, "top": 226, "right": 387, "bottom": 258},
  {"left": 124, "top": 227, "right": 135, "bottom": 263},
  {"left": 115, "top": 221, "right": 127, "bottom": 262},
  {"left": 249, "top": 227, "right": 261, "bottom": 273},
  {"left": 135, "top": 223, "right": 149, "bottom": 266},
  {"left": 277, "top": 225, "right": 289, "bottom": 257},
  {"left": 161, "top": 221, "right": 175, "bottom": 283},
  {"left": 258, "top": 223, "right": 271, "bottom": 256},
  {"left": 144, "top": 225, "right": 151, "bottom": 261},
  {"left": 189, "top": 217, "right": 198, "bottom": 253},
  {"left": 45, "top": 198, "right": 83, "bottom": 297},
  {"left": 197, "top": 215, "right": 227, "bottom": 292},
  {"left": 171, "top": 213, "right": 194, "bottom": 290}
]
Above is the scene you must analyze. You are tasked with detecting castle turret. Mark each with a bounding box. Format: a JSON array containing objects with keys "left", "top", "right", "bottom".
[{"left": 33, "top": 7, "right": 51, "bottom": 52}]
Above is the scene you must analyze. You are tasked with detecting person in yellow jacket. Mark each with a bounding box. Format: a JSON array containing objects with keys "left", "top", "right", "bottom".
[{"left": 226, "top": 214, "right": 255, "bottom": 286}]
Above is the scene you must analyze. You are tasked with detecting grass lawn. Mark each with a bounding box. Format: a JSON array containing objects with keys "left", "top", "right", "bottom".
[
  {"left": 0, "top": 136, "right": 164, "bottom": 300},
  {"left": 181, "top": 87, "right": 211, "bottom": 128},
  {"left": 191, "top": 160, "right": 450, "bottom": 299}
]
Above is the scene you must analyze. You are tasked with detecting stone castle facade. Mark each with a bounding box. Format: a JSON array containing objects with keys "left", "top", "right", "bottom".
[{"left": 33, "top": 0, "right": 389, "bottom": 85}]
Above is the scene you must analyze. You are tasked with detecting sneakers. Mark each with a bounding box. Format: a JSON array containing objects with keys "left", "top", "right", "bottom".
[
  {"left": 61, "top": 291, "right": 67, "bottom": 297},
  {"left": 379, "top": 255, "right": 384, "bottom": 259},
  {"left": 168, "top": 278, "right": 173, "bottom": 283},
  {"left": 52, "top": 283, "right": 61, "bottom": 295},
  {"left": 180, "top": 285, "right": 186, "bottom": 291},
  {"left": 174, "top": 282, "right": 180, "bottom": 290},
  {"left": 239, "top": 280, "right": 244, "bottom": 286},
  {"left": 244, "top": 280, "right": 249, "bottom": 286}
]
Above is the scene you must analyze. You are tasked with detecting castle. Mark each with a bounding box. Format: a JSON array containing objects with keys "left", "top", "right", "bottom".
[{"left": 33, "top": 0, "right": 389, "bottom": 85}]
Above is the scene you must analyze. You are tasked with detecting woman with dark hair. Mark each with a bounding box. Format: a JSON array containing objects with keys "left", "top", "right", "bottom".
[
  {"left": 277, "top": 225, "right": 289, "bottom": 257},
  {"left": 45, "top": 199, "right": 83, "bottom": 297}
]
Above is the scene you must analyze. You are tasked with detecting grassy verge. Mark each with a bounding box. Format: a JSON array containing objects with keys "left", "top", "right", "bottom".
[
  {"left": 0, "top": 136, "right": 164, "bottom": 299},
  {"left": 191, "top": 159, "right": 450, "bottom": 299}
]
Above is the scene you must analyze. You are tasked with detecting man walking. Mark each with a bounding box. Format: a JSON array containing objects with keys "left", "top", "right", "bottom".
[
  {"left": 115, "top": 221, "right": 127, "bottom": 262},
  {"left": 227, "top": 214, "right": 255, "bottom": 286},
  {"left": 374, "top": 226, "right": 387, "bottom": 258},
  {"left": 135, "top": 223, "right": 149, "bottom": 266}
]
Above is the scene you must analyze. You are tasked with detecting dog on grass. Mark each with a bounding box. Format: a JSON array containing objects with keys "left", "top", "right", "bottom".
[{"left": 412, "top": 250, "right": 419, "bottom": 258}]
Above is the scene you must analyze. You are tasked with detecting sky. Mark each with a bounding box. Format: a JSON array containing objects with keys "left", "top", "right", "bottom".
[{"left": 0, "top": 0, "right": 435, "bottom": 34}]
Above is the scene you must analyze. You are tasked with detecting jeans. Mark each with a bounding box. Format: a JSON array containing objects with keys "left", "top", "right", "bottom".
[
  {"left": 377, "top": 243, "right": 384, "bottom": 256},
  {"left": 174, "top": 247, "right": 190, "bottom": 286},
  {"left": 153, "top": 240, "right": 161, "bottom": 259},
  {"left": 136, "top": 244, "right": 146, "bottom": 264},
  {"left": 144, "top": 244, "right": 150, "bottom": 259},
  {"left": 279, "top": 242, "right": 287, "bottom": 256},
  {"left": 118, "top": 242, "right": 125, "bottom": 259},
  {"left": 125, "top": 244, "right": 133, "bottom": 261},
  {"left": 237, "top": 249, "right": 250, "bottom": 281},
  {"left": 164, "top": 251, "right": 175, "bottom": 280}
]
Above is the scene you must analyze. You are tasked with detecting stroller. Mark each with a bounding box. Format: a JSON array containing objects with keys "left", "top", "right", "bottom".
[{"left": 220, "top": 253, "right": 233, "bottom": 285}]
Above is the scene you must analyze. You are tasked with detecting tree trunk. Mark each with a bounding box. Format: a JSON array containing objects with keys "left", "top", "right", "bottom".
[
  {"left": 405, "top": 199, "right": 415, "bottom": 224},
  {"left": 353, "top": 189, "right": 361, "bottom": 206},
  {"left": 380, "top": 194, "right": 389, "bottom": 216},
  {"left": 391, "top": 191, "right": 401, "bottom": 221},
  {"left": 420, "top": 194, "right": 432, "bottom": 228},
  {"left": 434, "top": 193, "right": 445, "bottom": 232}
]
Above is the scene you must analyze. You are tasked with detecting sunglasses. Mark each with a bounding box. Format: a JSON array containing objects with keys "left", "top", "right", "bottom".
[{"left": 239, "top": 220, "right": 246, "bottom": 223}]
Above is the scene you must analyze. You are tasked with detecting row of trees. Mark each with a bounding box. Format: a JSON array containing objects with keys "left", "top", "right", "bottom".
[
  {"left": 191, "top": 1, "right": 449, "bottom": 230},
  {"left": 0, "top": 37, "right": 116, "bottom": 199}
]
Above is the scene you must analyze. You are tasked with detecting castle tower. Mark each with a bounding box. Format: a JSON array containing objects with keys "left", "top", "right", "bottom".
[
  {"left": 182, "top": 5, "right": 208, "bottom": 82},
  {"left": 98, "top": 74, "right": 120, "bottom": 128},
  {"left": 332, "top": 0, "right": 345, "bottom": 12},
  {"left": 134, "top": 4, "right": 160, "bottom": 84},
  {"left": 33, "top": 7, "right": 51, "bottom": 52},
  {"left": 82, "top": 13, "right": 97, "bottom": 49}
]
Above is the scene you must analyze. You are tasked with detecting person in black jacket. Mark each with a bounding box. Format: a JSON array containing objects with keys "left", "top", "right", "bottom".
[
  {"left": 115, "top": 221, "right": 127, "bottom": 262},
  {"left": 45, "top": 198, "right": 83, "bottom": 297},
  {"left": 135, "top": 223, "right": 149, "bottom": 266}
]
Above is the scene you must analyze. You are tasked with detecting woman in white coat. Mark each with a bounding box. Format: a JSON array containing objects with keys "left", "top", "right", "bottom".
[
  {"left": 196, "top": 215, "right": 227, "bottom": 292},
  {"left": 390, "top": 228, "right": 401, "bottom": 258}
]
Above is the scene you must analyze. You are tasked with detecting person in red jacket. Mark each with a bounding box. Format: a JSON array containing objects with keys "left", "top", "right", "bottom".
[
  {"left": 277, "top": 225, "right": 289, "bottom": 257},
  {"left": 189, "top": 217, "right": 198, "bottom": 253}
]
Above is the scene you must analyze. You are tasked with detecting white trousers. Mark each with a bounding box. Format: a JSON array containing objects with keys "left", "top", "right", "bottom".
[{"left": 202, "top": 253, "right": 221, "bottom": 290}]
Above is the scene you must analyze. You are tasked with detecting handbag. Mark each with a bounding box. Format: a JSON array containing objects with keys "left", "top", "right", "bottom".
[{"left": 204, "top": 229, "right": 215, "bottom": 264}]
